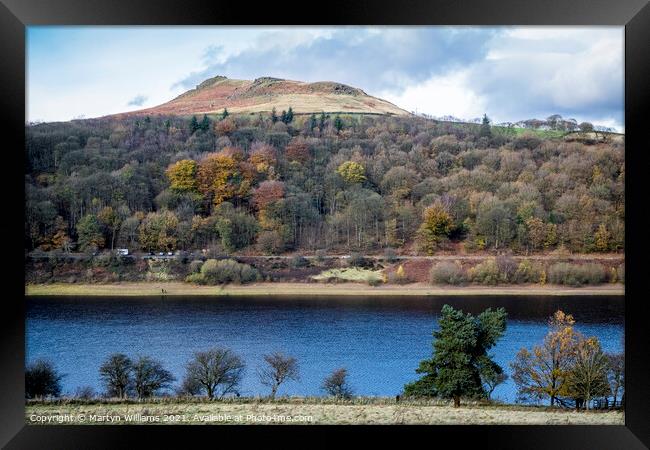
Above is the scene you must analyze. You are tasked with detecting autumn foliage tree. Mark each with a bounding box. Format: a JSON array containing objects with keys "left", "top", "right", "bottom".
[
  {"left": 252, "top": 180, "right": 285, "bottom": 211},
  {"left": 248, "top": 144, "right": 277, "bottom": 176},
  {"left": 511, "top": 310, "right": 580, "bottom": 406},
  {"left": 285, "top": 137, "right": 310, "bottom": 164},
  {"left": 337, "top": 161, "right": 366, "bottom": 184},
  {"left": 197, "top": 149, "right": 254, "bottom": 206},
  {"left": 138, "top": 210, "right": 179, "bottom": 251},
  {"left": 566, "top": 337, "right": 610, "bottom": 409},
  {"left": 166, "top": 160, "right": 198, "bottom": 193},
  {"left": 417, "top": 203, "right": 453, "bottom": 255}
]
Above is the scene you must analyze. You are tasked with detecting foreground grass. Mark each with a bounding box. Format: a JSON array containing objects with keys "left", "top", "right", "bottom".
[
  {"left": 25, "top": 282, "right": 625, "bottom": 297},
  {"left": 26, "top": 399, "right": 623, "bottom": 425}
]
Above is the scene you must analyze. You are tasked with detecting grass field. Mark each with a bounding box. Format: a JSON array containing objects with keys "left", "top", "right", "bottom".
[
  {"left": 24, "top": 282, "right": 624, "bottom": 297},
  {"left": 25, "top": 399, "right": 624, "bottom": 425}
]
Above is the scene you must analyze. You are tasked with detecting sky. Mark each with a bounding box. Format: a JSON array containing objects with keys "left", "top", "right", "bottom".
[{"left": 26, "top": 26, "right": 624, "bottom": 131}]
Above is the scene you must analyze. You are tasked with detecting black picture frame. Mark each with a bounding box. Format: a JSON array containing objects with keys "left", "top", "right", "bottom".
[{"left": 2, "top": 0, "right": 648, "bottom": 447}]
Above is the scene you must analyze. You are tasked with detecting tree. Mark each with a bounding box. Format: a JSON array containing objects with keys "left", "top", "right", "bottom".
[
  {"left": 606, "top": 351, "right": 624, "bottom": 406},
  {"left": 285, "top": 138, "right": 310, "bottom": 163},
  {"left": 197, "top": 150, "right": 253, "bottom": 206},
  {"left": 404, "top": 305, "right": 507, "bottom": 407},
  {"left": 594, "top": 224, "right": 611, "bottom": 252},
  {"left": 258, "top": 352, "right": 300, "bottom": 399},
  {"left": 25, "top": 359, "right": 63, "bottom": 399},
  {"left": 271, "top": 107, "right": 278, "bottom": 124},
  {"left": 98, "top": 206, "right": 122, "bottom": 251},
  {"left": 309, "top": 113, "right": 317, "bottom": 131},
  {"left": 280, "top": 110, "right": 287, "bottom": 124},
  {"left": 99, "top": 353, "right": 133, "bottom": 398},
  {"left": 546, "top": 114, "right": 563, "bottom": 130},
  {"left": 138, "top": 210, "right": 179, "bottom": 252},
  {"left": 76, "top": 214, "right": 104, "bottom": 251},
  {"left": 319, "top": 112, "right": 326, "bottom": 131},
  {"left": 511, "top": 311, "right": 579, "bottom": 406},
  {"left": 483, "top": 371, "right": 507, "bottom": 400},
  {"left": 566, "top": 337, "right": 610, "bottom": 409},
  {"left": 479, "top": 114, "right": 492, "bottom": 138},
  {"left": 199, "top": 114, "right": 211, "bottom": 131},
  {"left": 166, "top": 160, "right": 198, "bottom": 193},
  {"left": 252, "top": 180, "right": 285, "bottom": 210},
  {"left": 476, "top": 200, "right": 515, "bottom": 250},
  {"left": 183, "top": 347, "right": 245, "bottom": 399},
  {"left": 334, "top": 115, "right": 343, "bottom": 133},
  {"left": 322, "top": 368, "right": 353, "bottom": 399},
  {"left": 417, "top": 203, "right": 453, "bottom": 255},
  {"left": 213, "top": 203, "right": 259, "bottom": 252},
  {"left": 222, "top": 108, "right": 229, "bottom": 119},
  {"left": 189, "top": 115, "right": 200, "bottom": 133},
  {"left": 578, "top": 122, "right": 594, "bottom": 134},
  {"left": 286, "top": 107, "right": 294, "bottom": 123},
  {"left": 336, "top": 161, "right": 366, "bottom": 184},
  {"left": 132, "top": 356, "right": 176, "bottom": 399}
]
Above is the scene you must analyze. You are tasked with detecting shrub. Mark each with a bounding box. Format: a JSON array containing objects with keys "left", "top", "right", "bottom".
[
  {"left": 290, "top": 255, "right": 309, "bottom": 269},
  {"left": 383, "top": 247, "right": 398, "bottom": 263},
  {"left": 388, "top": 265, "right": 409, "bottom": 284},
  {"left": 348, "top": 252, "right": 367, "bottom": 267},
  {"left": 429, "top": 261, "right": 466, "bottom": 285},
  {"left": 617, "top": 264, "right": 625, "bottom": 284},
  {"left": 197, "top": 259, "right": 261, "bottom": 285},
  {"left": 188, "top": 259, "right": 204, "bottom": 274},
  {"left": 496, "top": 255, "right": 517, "bottom": 283},
  {"left": 315, "top": 249, "right": 327, "bottom": 263},
  {"left": 513, "top": 259, "right": 544, "bottom": 284},
  {"left": 74, "top": 385, "right": 96, "bottom": 400},
  {"left": 185, "top": 272, "right": 205, "bottom": 284},
  {"left": 257, "top": 230, "right": 284, "bottom": 255},
  {"left": 547, "top": 262, "right": 606, "bottom": 286},
  {"left": 469, "top": 258, "right": 501, "bottom": 285}
]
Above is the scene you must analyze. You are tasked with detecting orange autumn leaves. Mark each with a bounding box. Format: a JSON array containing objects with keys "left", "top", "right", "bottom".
[{"left": 165, "top": 146, "right": 286, "bottom": 209}]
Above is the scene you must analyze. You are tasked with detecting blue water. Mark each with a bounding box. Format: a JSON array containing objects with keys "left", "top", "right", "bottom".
[{"left": 26, "top": 295, "right": 624, "bottom": 403}]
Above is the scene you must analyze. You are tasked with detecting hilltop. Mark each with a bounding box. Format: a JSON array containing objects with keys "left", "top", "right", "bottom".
[{"left": 119, "top": 76, "right": 410, "bottom": 117}]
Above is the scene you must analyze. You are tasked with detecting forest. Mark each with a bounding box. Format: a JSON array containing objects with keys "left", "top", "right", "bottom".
[{"left": 25, "top": 111, "right": 625, "bottom": 257}]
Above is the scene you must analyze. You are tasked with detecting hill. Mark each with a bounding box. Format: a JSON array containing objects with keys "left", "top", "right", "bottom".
[{"left": 119, "top": 76, "right": 410, "bottom": 117}]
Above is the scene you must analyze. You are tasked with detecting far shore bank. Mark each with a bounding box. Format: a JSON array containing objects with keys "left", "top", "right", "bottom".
[{"left": 25, "top": 282, "right": 625, "bottom": 297}]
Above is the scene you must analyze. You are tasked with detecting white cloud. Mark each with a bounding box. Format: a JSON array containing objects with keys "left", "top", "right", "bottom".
[{"left": 380, "top": 70, "right": 486, "bottom": 119}]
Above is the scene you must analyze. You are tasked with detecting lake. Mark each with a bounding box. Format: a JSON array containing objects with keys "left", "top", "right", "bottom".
[{"left": 26, "top": 295, "right": 624, "bottom": 404}]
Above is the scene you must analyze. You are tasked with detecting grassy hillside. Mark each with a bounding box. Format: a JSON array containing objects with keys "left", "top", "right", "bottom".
[{"left": 119, "top": 76, "right": 409, "bottom": 117}]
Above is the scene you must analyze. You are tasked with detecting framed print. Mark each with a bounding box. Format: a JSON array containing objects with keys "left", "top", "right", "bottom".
[{"left": 2, "top": 0, "right": 649, "bottom": 447}]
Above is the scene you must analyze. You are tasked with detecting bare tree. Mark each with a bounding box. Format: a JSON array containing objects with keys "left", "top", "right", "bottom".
[
  {"left": 183, "top": 347, "right": 245, "bottom": 399},
  {"left": 25, "top": 359, "right": 64, "bottom": 399},
  {"left": 99, "top": 353, "right": 133, "bottom": 398},
  {"left": 482, "top": 371, "right": 508, "bottom": 400},
  {"left": 258, "top": 352, "right": 300, "bottom": 399},
  {"left": 322, "top": 368, "right": 353, "bottom": 399},
  {"left": 132, "top": 356, "right": 176, "bottom": 399},
  {"left": 606, "top": 351, "right": 624, "bottom": 406}
]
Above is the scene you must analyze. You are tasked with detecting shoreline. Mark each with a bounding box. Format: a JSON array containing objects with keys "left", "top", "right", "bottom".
[{"left": 25, "top": 282, "right": 625, "bottom": 297}]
